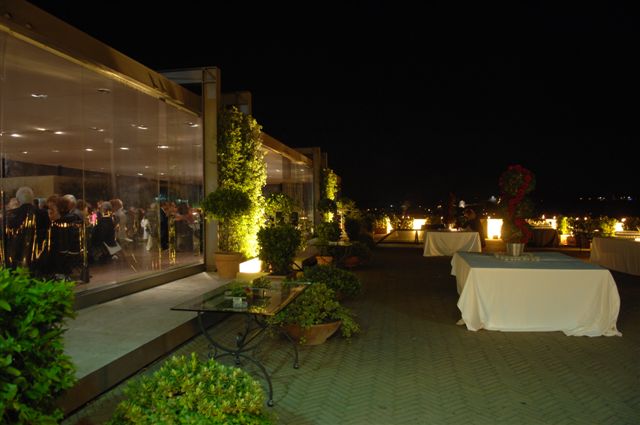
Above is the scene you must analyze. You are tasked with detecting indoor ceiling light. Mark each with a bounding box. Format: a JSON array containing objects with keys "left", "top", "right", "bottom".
[
  {"left": 35, "top": 127, "right": 47, "bottom": 131},
  {"left": 90, "top": 126, "right": 105, "bottom": 132},
  {"left": 10, "top": 133, "right": 21, "bottom": 138},
  {"left": 52, "top": 150, "right": 60, "bottom": 153},
  {"left": 157, "top": 145, "right": 169, "bottom": 149},
  {"left": 54, "top": 131, "right": 64, "bottom": 135},
  {"left": 185, "top": 122, "right": 199, "bottom": 128},
  {"left": 21, "top": 151, "right": 28, "bottom": 154},
  {"left": 30, "top": 93, "right": 48, "bottom": 99},
  {"left": 97, "top": 88, "right": 111, "bottom": 94},
  {"left": 137, "top": 173, "right": 143, "bottom": 176},
  {"left": 120, "top": 147, "right": 130, "bottom": 150},
  {"left": 85, "top": 148, "right": 94, "bottom": 152},
  {"left": 137, "top": 125, "right": 148, "bottom": 130}
]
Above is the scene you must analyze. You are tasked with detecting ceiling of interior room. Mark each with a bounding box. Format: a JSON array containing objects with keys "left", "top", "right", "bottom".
[{"left": 0, "top": 33, "right": 311, "bottom": 185}]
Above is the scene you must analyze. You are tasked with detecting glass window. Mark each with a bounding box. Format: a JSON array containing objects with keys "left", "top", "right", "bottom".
[{"left": 0, "top": 33, "right": 203, "bottom": 293}]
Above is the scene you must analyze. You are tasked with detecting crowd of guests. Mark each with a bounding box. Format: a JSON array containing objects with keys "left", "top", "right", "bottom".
[{"left": 2, "top": 186, "right": 201, "bottom": 281}]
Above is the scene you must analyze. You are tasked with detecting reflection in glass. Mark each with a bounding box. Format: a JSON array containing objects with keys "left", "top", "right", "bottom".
[{"left": 0, "top": 33, "right": 203, "bottom": 293}]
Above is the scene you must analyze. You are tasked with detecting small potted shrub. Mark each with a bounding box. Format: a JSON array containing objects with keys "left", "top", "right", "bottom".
[
  {"left": 315, "top": 221, "right": 341, "bottom": 265},
  {"left": 257, "top": 223, "right": 302, "bottom": 276},
  {"left": 302, "top": 265, "right": 362, "bottom": 299},
  {"left": 108, "top": 353, "right": 273, "bottom": 424},
  {"left": 201, "top": 187, "right": 251, "bottom": 278},
  {"left": 342, "top": 241, "right": 372, "bottom": 268},
  {"left": 268, "top": 283, "right": 360, "bottom": 345}
]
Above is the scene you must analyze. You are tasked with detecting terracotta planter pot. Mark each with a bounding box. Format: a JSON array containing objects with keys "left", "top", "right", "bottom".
[
  {"left": 342, "top": 255, "right": 360, "bottom": 268},
  {"left": 214, "top": 252, "right": 243, "bottom": 279},
  {"left": 283, "top": 321, "right": 342, "bottom": 345},
  {"left": 316, "top": 256, "right": 333, "bottom": 265}
]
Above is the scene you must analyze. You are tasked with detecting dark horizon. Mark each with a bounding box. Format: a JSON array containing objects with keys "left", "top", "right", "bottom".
[{"left": 27, "top": 1, "right": 640, "bottom": 208}]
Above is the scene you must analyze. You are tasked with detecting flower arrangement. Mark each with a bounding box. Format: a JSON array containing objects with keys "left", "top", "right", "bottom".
[{"left": 499, "top": 165, "right": 536, "bottom": 244}]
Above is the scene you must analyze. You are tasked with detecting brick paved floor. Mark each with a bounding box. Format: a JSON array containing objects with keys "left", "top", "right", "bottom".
[{"left": 64, "top": 246, "right": 640, "bottom": 425}]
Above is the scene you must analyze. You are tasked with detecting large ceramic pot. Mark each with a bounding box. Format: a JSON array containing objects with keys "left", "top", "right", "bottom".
[
  {"left": 505, "top": 242, "right": 525, "bottom": 257},
  {"left": 214, "top": 251, "right": 243, "bottom": 279},
  {"left": 283, "top": 321, "right": 342, "bottom": 345}
]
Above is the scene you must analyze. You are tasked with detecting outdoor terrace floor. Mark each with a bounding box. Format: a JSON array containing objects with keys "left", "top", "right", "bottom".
[{"left": 63, "top": 241, "right": 640, "bottom": 424}]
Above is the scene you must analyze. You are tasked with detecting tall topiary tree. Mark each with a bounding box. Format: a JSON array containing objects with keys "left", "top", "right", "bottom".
[
  {"left": 0, "top": 269, "right": 76, "bottom": 424},
  {"left": 217, "top": 106, "right": 267, "bottom": 258}
]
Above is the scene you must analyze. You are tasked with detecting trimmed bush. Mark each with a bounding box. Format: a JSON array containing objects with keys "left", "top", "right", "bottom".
[
  {"left": 257, "top": 224, "right": 302, "bottom": 275},
  {"left": 0, "top": 268, "right": 76, "bottom": 424},
  {"left": 108, "top": 353, "right": 273, "bottom": 425}
]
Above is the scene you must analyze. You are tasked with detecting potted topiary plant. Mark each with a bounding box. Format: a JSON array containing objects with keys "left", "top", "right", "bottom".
[
  {"left": 257, "top": 223, "right": 302, "bottom": 276},
  {"left": 314, "top": 221, "right": 341, "bottom": 265},
  {"left": 268, "top": 283, "right": 360, "bottom": 345},
  {"left": 108, "top": 353, "right": 273, "bottom": 424},
  {"left": 498, "top": 164, "right": 536, "bottom": 256},
  {"left": 341, "top": 241, "right": 372, "bottom": 268},
  {"left": 302, "top": 265, "right": 362, "bottom": 299},
  {"left": 201, "top": 187, "right": 251, "bottom": 278}
]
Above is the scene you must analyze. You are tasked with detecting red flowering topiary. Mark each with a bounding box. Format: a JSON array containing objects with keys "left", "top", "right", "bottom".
[{"left": 499, "top": 165, "right": 536, "bottom": 243}]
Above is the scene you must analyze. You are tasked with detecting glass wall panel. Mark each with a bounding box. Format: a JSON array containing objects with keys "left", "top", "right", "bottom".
[
  {"left": 0, "top": 32, "right": 203, "bottom": 293},
  {"left": 263, "top": 146, "right": 314, "bottom": 235}
]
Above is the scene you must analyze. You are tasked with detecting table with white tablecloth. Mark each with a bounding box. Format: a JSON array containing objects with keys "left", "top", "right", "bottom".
[
  {"left": 423, "top": 231, "right": 481, "bottom": 256},
  {"left": 590, "top": 237, "right": 640, "bottom": 276},
  {"left": 451, "top": 252, "right": 621, "bottom": 337}
]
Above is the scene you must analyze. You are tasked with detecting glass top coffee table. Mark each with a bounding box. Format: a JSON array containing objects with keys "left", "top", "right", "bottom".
[{"left": 171, "top": 280, "right": 309, "bottom": 406}]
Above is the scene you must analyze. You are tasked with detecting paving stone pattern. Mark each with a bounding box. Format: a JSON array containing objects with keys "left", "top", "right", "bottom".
[{"left": 64, "top": 247, "right": 640, "bottom": 425}]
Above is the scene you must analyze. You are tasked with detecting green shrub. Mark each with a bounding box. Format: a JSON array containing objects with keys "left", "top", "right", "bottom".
[
  {"left": 257, "top": 224, "right": 302, "bottom": 275},
  {"left": 201, "top": 187, "right": 252, "bottom": 253},
  {"left": 316, "top": 221, "right": 341, "bottom": 242},
  {"left": 317, "top": 198, "right": 338, "bottom": 215},
  {"left": 108, "top": 353, "right": 273, "bottom": 425},
  {"left": 268, "top": 283, "right": 360, "bottom": 339},
  {"left": 0, "top": 268, "right": 76, "bottom": 424},
  {"left": 302, "top": 265, "right": 362, "bottom": 298},
  {"left": 349, "top": 241, "right": 372, "bottom": 262},
  {"left": 344, "top": 217, "right": 362, "bottom": 241}
]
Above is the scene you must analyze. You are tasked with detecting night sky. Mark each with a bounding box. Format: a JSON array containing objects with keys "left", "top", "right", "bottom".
[{"left": 27, "top": 1, "right": 640, "bottom": 211}]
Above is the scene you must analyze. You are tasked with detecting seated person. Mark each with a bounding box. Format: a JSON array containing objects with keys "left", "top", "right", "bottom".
[
  {"left": 4, "top": 186, "right": 50, "bottom": 271},
  {"left": 462, "top": 208, "right": 486, "bottom": 248},
  {"left": 91, "top": 202, "right": 119, "bottom": 262}
]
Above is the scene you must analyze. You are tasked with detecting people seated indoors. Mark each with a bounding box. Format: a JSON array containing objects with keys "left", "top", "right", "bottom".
[
  {"left": 91, "top": 201, "right": 118, "bottom": 262},
  {"left": 4, "top": 186, "right": 50, "bottom": 271}
]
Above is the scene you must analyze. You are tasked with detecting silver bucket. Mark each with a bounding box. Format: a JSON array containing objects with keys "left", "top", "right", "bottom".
[{"left": 506, "top": 242, "right": 525, "bottom": 257}]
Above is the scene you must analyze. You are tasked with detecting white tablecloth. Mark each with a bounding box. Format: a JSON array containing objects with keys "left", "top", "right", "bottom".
[
  {"left": 590, "top": 237, "right": 640, "bottom": 276},
  {"left": 451, "top": 252, "right": 621, "bottom": 336},
  {"left": 423, "top": 231, "right": 481, "bottom": 256}
]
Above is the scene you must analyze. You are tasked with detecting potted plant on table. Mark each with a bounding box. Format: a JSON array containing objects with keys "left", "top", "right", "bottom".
[
  {"left": 201, "top": 187, "right": 251, "bottom": 278},
  {"left": 499, "top": 164, "right": 536, "bottom": 256},
  {"left": 268, "top": 283, "right": 360, "bottom": 345}
]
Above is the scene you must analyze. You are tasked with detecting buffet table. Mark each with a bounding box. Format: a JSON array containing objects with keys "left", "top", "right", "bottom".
[
  {"left": 423, "top": 231, "right": 481, "bottom": 256},
  {"left": 590, "top": 237, "right": 640, "bottom": 276},
  {"left": 451, "top": 252, "right": 621, "bottom": 336}
]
